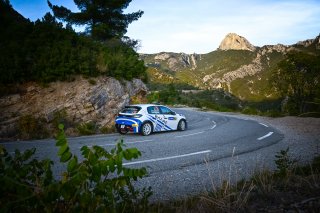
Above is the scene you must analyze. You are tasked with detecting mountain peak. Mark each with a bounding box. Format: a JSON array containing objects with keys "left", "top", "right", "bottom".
[{"left": 218, "top": 33, "right": 256, "bottom": 51}]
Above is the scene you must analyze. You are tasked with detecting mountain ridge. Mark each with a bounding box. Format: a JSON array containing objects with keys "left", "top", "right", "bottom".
[{"left": 142, "top": 33, "right": 320, "bottom": 101}]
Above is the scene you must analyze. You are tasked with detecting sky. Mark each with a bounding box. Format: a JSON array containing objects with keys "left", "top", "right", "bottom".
[{"left": 10, "top": 0, "right": 320, "bottom": 54}]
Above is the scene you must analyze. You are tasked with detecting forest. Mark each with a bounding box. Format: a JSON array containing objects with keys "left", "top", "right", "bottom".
[{"left": 0, "top": 0, "right": 147, "bottom": 86}]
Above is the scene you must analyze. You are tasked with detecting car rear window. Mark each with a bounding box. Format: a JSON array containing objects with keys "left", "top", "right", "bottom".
[{"left": 121, "top": 106, "right": 141, "bottom": 114}]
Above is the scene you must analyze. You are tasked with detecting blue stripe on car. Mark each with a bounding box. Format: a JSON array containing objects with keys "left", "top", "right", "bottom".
[
  {"left": 115, "top": 117, "right": 142, "bottom": 133},
  {"left": 147, "top": 115, "right": 173, "bottom": 131}
]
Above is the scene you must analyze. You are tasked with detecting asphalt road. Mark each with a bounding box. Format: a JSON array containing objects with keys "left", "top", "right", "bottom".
[{"left": 1, "top": 108, "right": 284, "bottom": 201}]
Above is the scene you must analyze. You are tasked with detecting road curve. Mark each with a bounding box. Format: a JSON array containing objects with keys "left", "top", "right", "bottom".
[{"left": 1, "top": 108, "right": 284, "bottom": 201}]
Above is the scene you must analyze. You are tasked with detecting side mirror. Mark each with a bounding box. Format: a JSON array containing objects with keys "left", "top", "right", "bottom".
[{"left": 171, "top": 111, "right": 176, "bottom": 115}]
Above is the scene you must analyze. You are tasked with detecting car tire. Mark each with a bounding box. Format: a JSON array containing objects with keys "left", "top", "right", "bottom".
[
  {"left": 141, "top": 122, "right": 153, "bottom": 136},
  {"left": 177, "top": 120, "right": 186, "bottom": 131},
  {"left": 117, "top": 125, "right": 128, "bottom": 135}
]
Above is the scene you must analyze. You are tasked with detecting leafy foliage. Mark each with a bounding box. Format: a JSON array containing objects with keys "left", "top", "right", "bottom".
[
  {"left": 272, "top": 51, "right": 320, "bottom": 115},
  {"left": 0, "top": 1, "right": 147, "bottom": 86},
  {"left": 0, "top": 124, "right": 152, "bottom": 212},
  {"left": 102, "top": 39, "right": 147, "bottom": 81},
  {"left": 147, "top": 84, "right": 241, "bottom": 111}
]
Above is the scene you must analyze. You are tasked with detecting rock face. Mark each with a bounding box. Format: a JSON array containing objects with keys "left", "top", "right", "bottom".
[
  {"left": 218, "top": 33, "right": 256, "bottom": 51},
  {"left": 203, "top": 43, "right": 291, "bottom": 92},
  {"left": 150, "top": 52, "right": 200, "bottom": 71},
  {"left": 296, "top": 34, "right": 320, "bottom": 49},
  {"left": 0, "top": 77, "right": 147, "bottom": 139}
]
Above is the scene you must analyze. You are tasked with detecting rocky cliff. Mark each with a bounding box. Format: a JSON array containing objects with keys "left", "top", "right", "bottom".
[
  {"left": 0, "top": 77, "right": 147, "bottom": 140},
  {"left": 142, "top": 52, "right": 200, "bottom": 72},
  {"left": 296, "top": 34, "right": 320, "bottom": 49},
  {"left": 202, "top": 43, "right": 292, "bottom": 92},
  {"left": 218, "top": 33, "right": 256, "bottom": 51}
]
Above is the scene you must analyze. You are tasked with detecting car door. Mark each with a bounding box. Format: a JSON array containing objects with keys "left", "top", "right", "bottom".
[
  {"left": 146, "top": 106, "right": 163, "bottom": 132},
  {"left": 159, "top": 106, "right": 178, "bottom": 131}
]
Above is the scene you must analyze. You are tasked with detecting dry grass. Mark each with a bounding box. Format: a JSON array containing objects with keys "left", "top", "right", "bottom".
[{"left": 150, "top": 156, "right": 320, "bottom": 212}]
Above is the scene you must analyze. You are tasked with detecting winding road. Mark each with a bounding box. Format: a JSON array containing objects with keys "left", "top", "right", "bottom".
[{"left": 1, "top": 108, "right": 284, "bottom": 201}]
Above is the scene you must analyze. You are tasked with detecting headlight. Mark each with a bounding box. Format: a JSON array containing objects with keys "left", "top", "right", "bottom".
[{"left": 133, "top": 114, "right": 142, "bottom": 118}]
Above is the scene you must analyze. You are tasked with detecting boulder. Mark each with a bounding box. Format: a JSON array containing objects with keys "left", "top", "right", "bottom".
[{"left": 219, "top": 33, "right": 256, "bottom": 51}]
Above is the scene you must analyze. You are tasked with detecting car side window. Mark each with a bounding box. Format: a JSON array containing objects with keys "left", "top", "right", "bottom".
[
  {"left": 147, "top": 106, "right": 160, "bottom": 114},
  {"left": 160, "top": 106, "right": 172, "bottom": 115}
]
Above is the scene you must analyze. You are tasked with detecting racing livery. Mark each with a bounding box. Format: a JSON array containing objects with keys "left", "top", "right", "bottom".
[{"left": 115, "top": 104, "right": 187, "bottom": 136}]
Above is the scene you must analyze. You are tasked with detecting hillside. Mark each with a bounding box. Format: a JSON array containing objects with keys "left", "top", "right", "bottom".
[
  {"left": 0, "top": 1, "right": 148, "bottom": 140},
  {"left": 143, "top": 33, "right": 320, "bottom": 102}
]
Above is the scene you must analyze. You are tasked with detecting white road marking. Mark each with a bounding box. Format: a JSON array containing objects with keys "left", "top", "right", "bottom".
[
  {"left": 125, "top": 139, "right": 154, "bottom": 144},
  {"left": 175, "top": 131, "right": 204, "bottom": 138},
  {"left": 259, "top": 123, "right": 269, "bottom": 128},
  {"left": 211, "top": 120, "right": 217, "bottom": 129},
  {"left": 81, "top": 139, "right": 153, "bottom": 148},
  {"left": 257, "top": 132, "right": 274, "bottom": 141},
  {"left": 123, "top": 150, "right": 212, "bottom": 166}
]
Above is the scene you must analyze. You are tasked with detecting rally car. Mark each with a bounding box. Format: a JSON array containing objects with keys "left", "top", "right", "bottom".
[{"left": 115, "top": 104, "right": 187, "bottom": 136}]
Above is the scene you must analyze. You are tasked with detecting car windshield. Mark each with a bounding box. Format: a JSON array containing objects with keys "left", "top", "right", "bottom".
[{"left": 121, "top": 106, "right": 141, "bottom": 114}]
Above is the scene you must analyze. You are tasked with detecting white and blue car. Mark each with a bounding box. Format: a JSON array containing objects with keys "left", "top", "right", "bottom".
[{"left": 115, "top": 104, "right": 187, "bottom": 136}]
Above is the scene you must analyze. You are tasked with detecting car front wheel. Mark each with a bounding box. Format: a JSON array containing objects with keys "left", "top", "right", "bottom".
[
  {"left": 177, "top": 120, "right": 186, "bottom": 131},
  {"left": 141, "top": 122, "right": 153, "bottom": 136}
]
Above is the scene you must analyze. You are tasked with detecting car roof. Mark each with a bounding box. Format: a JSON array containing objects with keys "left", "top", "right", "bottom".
[{"left": 128, "top": 104, "right": 164, "bottom": 108}]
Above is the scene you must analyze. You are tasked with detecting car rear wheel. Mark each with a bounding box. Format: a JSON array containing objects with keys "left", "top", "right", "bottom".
[
  {"left": 141, "top": 122, "right": 153, "bottom": 136},
  {"left": 178, "top": 120, "right": 186, "bottom": 131},
  {"left": 117, "top": 125, "right": 128, "bottom": 135}
]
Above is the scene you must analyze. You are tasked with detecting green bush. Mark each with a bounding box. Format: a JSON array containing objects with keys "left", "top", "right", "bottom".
[
  {"left": 17, "top": 114, "right": 49, "bottom": 139},
  {"left": 76, "top": 121, "right": 97, "bottom": 135},
  {"left": 0, "top": 124, "right": 152, "bottom": 212},
  {"left": 241, "top": 106, "right": 260, "bottom": 115},
  {"left": 263, "top": 109, "right": 283, "bottom": 117},
  {"left": 102, "top": 40, "right": 147, "bottom": 81},
  {"left": 100, "top": 125, "right": 116, "bottom": 134},
  {"left": 274, "top": 147, "right": 297, "bottom": 177},
  {"left": 52, "top": 109, "right": 72, "bottom": 129},
  {"left": 147, "top": 92, "right": 160, "bottom": 103},
  {"left": 88, "top": 79, "right": 97, "bottom": 85}
]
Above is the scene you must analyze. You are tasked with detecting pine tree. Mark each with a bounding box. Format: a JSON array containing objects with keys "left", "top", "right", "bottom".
[{"left": 47, "top": 0, "right": 143, "bottom": 41}]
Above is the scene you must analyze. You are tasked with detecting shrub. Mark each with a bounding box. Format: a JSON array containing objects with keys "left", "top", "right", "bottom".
[
  {"left": 17, "top": 114, "right": 49, "bottom": 139},
  {"left": 76, "top": 121, "right": 97, "bottom": 135},
  {"left": 52, "top": 109, "right": 71, "bottom": 129},
  {"left": 0, "top": 124, "right": 152, "bottom": 212},
  {"left": 241, "top": 106, "right": 260, "bottom": 115},
  {"left": 100, "top": 125, "right": 116, "bottom": 134},
  {"left": 88, "top": 79, "right": 97, "bottom": 85},
  {"left": 274, "top": 147, "right": 297, "bottom": 177}
]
